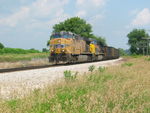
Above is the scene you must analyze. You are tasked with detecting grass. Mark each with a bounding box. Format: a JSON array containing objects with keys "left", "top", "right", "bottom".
[
  {"left": 145, "top": 57, "right": 150, "bottom": 61},
  {"left": 64, "top": 70, "right": 78, "bottom": 81},
  {"left": 122, "top": 62, "right": 134, "bottom": 67},
  {"left": 0, "top": 53, "right": 49, "bottom": 62},
  {"left": 0, "top": 48, "right": 40, "bottom": 54},
  {"left": 0, "top": 56, "right": 150, "bottom": 113}
]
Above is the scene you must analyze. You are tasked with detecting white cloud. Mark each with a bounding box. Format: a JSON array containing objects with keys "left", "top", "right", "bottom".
[
  {"left": 130, "top": 9, "right": 139, "bottom": 15},
  {"left": 0, "top": 7, "right": 30, "bottom": 27},
  {"left": 75, "top": 0, "right": 106, "bottom": 27},
  {"left": 0, "top": 0, "right": 106, "bottom": 33},
  {"left": 76, "top": 0, "right": 85, "bottom": 5},
  {"left": 88, "top": 14, "right": 103, "bottom": 26},
  {"left": 76, "top": 10, "right": 87, "bottom": 17},
  {"left": 92, "top": 0, "right": 105, "bottom": 7},
  {"left": 76, "top": 0, "right": 105, "bottom": 7},
  {"left": 0, "top": 0, "right": 69, "bottom": 27},
  {"left": 131, "top": 8, "right": 150, "bottom": 26}
]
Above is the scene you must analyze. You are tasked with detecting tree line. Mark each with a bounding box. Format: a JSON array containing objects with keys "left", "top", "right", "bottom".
[{"left": 127, "top": 29, "right": 150, "bottom": 55}]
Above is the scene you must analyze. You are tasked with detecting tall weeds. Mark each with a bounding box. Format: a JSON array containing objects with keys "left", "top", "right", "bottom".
[{"left": 0, "top": 56, "right": 150, "bottom": 113}]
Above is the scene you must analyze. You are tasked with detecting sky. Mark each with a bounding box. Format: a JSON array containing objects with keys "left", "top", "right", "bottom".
[{"left": 0, "top": 0, "right": 150, "bottom": 50}]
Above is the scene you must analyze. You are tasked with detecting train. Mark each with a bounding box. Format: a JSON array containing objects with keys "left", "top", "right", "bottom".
[{"left": 49, "top": 31, "right": 119, "bottom": 64}]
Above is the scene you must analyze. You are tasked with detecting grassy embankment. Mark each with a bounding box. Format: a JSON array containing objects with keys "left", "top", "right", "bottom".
[
  {"left": 0, "top": 48, "right": 49, "bottom": 62},
  {"left": 0, "top": 53, "right": 49, "bottom": 62},
  {"left": 0, "top": 56, "right": 150, "bottom": 113}
]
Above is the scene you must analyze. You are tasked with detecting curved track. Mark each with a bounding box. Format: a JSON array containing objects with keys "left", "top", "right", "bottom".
[
  {"left": 0, "top": 62, "right": 92, "bottom": 73},
  {"left": 0, "top": 59, "right": 121, "bottom": 73},
  {"left": 0, "top": 65, "right": 53, "bottom": 73},
  {"left": 0, "top": 62, "right": 86, "bottom": 73}
]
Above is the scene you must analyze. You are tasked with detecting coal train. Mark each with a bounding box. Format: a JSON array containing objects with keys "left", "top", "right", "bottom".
[{"left": 49, "top": 31, "right": 119, "bottom": 64}]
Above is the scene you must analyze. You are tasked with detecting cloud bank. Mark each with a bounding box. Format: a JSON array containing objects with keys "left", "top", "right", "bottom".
[{"left": 131, "top": 8, "right": 150, "bottom": 26}]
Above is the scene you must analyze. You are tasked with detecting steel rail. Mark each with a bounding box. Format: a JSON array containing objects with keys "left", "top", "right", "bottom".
[
  {"left": 0, "top": 64, "right": 54, "bottom": 73},
  {"left": 0, "top": 58, "right": 120, "bottom": 73}
]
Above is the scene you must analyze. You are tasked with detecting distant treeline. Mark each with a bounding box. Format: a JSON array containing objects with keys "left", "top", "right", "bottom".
[
  {"left": 0, "top": 48, "right": 41, "bottom": 54},
  {"left": 0, "top": 42, "right": 49, "bottom": 54}
]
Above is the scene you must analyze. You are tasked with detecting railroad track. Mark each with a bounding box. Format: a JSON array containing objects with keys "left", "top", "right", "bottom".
[
  {"left": 0, "top": 62, "right": 82, "bottom": 73},
  {"left": 0, "top": 62, "right": 85, "bottom": 73},
  {"left": 0, "top": 65, "right": 55, "bottom": 73},
  {"left": 0, "top": 59, "right": 121, "bottom": 73},
  {"left": 0, "top": 61, "right": 85, "bottom": 73}
]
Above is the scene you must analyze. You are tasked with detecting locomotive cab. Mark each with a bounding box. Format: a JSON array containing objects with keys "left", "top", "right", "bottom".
[{"left": 49, "top": 31, "right": 75, "bottom": 63}]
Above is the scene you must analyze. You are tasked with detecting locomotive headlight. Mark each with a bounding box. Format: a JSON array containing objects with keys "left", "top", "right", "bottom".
[{"left": 62, "top": 49, "right": 65, "bottom": 52}]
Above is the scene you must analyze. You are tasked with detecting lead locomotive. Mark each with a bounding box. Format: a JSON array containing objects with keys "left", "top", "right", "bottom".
[{"left": 49, "top": 31, "right": 119, "bottom": 64}]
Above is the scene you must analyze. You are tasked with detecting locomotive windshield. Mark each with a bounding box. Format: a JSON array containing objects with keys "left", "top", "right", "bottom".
[
  {"left": 51, "top": 31, "right": 74, "bottom": 39},
  {"left": 62, "top": 34, "right": 72, "bottom": 38},
  {"left": 52, "top": 34, "right": 61, "bottom": 38},
  {"left": 54, "top": 44, "right": 65, "bottom": 48}
]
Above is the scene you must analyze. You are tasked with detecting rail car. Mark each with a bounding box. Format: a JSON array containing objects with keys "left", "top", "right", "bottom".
[{"left": 48, "top": 31, "right": 119, "bottom": 64}]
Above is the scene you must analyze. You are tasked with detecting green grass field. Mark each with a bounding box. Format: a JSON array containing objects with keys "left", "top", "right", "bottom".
[
  {"left": 0, "top": 53, "right": 49, "bottom": 62},
  {"left": 0, "top": 56, "right": 150, "bottom": 113}
]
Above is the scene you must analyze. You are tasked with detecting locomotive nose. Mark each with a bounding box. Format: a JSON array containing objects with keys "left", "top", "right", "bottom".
[
  {"left": 55, "top": 48, "right": 61, "bottom": 54},
  {"left": 55, "top": 44, "right": 66, "bottom": 54}
]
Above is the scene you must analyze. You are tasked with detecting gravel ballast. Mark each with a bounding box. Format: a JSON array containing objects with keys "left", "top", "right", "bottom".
[{"left": 0, "top": 58, "right": 123, "bottom": 99}]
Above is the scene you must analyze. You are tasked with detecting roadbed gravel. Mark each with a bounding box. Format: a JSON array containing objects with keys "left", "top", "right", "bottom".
[{"left": 0, "top": 58, "right": 123, "bottom": 99}]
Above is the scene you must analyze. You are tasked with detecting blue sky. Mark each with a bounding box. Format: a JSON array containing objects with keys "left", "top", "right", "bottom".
[{"left": 0, "top": 0, "right": 150, "bottom": 50}]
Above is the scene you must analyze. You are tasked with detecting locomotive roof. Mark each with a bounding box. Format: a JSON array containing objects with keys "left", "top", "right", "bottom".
[
  {"left": 52, "top": 31, "right": 77, "bottom": 36},
  {"left": 52, "top": 31, "right": 98, "bottom": 42}
]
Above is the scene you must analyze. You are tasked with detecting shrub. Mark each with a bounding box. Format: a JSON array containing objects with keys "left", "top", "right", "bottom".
[
  {"left": 0, "top": 48, "right": 40, "bottom": 54},
  {"left": 98, "top": 66, "right": 105, "bottom": 72},
  {"left": 88, "top": 65, "right": 95, "bottom": 72},
  {"left": 64, "top": 70, "right": 77, "bottom": 81},
  {"left": 0, "top": 42, "right": 4, "bottom": 49},
  {"left": 42, "top": 48, "right": 49, "bottom": 52}
]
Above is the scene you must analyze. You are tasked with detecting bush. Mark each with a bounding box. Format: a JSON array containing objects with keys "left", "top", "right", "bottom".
[
  {"left": 64, "top": 70, "right": 77, "bottom": 81},
  {"left": 0, "top": 48, "right": 40, "bottom": 54},
  {"left": 118, "top": 48, "right": 128, "bottom": 56},
  {"left": 88, "top": 65, "right": 95, "bottom": 72},
  {"left": 98, "top": 66, "right": 105, "bottom": 72},
  {"left": 0, "top": 42, "right": 4, "bottom": 49},
  {"left": 42, "top": 48, "right": 49, "bottom": 52}
]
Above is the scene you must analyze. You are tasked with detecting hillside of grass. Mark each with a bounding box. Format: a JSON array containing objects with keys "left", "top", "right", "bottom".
[
  {"left": 0, "top": 53, "right": 49, "bottom": 62},
  {"left": 0, "top": 56, "right": 150, "bottom": 113},
  {"left": 0, "top": 48, "right": 41, "bottom": 54},
  {"left": 0, "top": 47, "right": 49, "bottom": 62}
]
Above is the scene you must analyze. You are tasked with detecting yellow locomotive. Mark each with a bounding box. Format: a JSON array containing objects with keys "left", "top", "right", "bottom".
[{"left": 49, "top": 31, "right": 104, "bottom": 63}]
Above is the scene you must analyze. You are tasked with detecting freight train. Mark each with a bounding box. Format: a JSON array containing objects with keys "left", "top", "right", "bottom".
[{"left": 49, "top": 31, "right": 119, "bottom": 64}]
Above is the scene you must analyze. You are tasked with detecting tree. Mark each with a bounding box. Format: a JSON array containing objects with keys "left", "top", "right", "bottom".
[
  {"left": 53, "top": 17, "right": 92, "bottom": 38},
  {"left": 47, "top": 40, "right": 50, "bottom": 46},
  {"left": 42, "top": 48, "right": 48, "bottom": 52},
  {"left": 95, "top": 36, "right": 107, "bottom": 46},
  {"left": 89, "top": 34, "right": 107, "bottom": 46},
  {"left": 127, "top": 29, "right": 149, "bottom": 54},
  {"left": 52, "top": 17, "right": 107, "bottom": 46},
  {"left": 118, "top": 48, "right": 127, "bottom": 56},
  {"left": 0, "top": 42, "right": 4, "bottom": 49}
]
